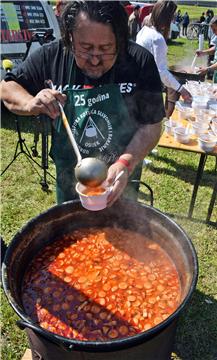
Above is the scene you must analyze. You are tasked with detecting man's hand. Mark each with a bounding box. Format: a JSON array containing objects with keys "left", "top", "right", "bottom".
[
  {"left": 196, "top": 50, "right": 204, "bottom": 57},
  {"left": 26, "top": 89, "right": 67, "bottom": 119},
  {"left": 0, "top": 80, "right": 67, "bottom": 118},
  {"left": 180, "top": 87, "right": 192, "bottom": 103},
  {"left": 196, "top": 66, "right": 208, "bottom": 75},
  {"left": 105, "top": 162, "right": 129, "bottom": 207}
]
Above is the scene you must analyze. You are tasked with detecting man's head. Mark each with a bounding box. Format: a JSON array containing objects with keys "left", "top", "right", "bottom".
[
  {"left": 133, "top": 5, "right": 140, "bottom": 17},
  {"left": 210, "top": 16, "right": 217, "bottom": 34},
  {"left": 61, "top": 1, "right": 129, "bottom": 79}
]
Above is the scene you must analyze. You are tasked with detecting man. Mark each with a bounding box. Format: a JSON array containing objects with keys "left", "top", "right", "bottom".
[
  {"left": 128, "top": 5, "right": 141, "bottom": 41},
  {"left": 199, "top": 12, "right": 205, "bottom": 23},
  {"left": 196, "top": 16, "right": 217, "bottom": 83},
  {"left": 0, "top": 1, "right": 164, "bottom": 205}
]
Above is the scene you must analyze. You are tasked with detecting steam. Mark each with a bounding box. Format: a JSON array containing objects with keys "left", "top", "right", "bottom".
[{"left": 175, "top": 55, "right": 207, "bottom": 73}]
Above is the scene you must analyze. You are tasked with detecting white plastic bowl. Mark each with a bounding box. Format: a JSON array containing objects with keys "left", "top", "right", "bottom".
[
  {"left": 164, "top": 119, "right": 177, "bottom": 135},
  {"left": 174, "top": 127, "right": 190, "bottom": 144},
  {"left": 192, "top": 96, "right": 209, "bottom": 110},
  {"left": 209, "top": 103, "right": 217, "bottom": 112},
  {"left": 191, "top": 122, "right": 208, "bottom": 136},
  {"left": 76, "top": 183, "right": 110, "bottom": 211},
  {"left": 195, "top": 109, "right": 215, "bottom": 123},
  {"left": 212, "top": 118, "right": 217, "bottom": 132},
  {"left": 198, "top": 134, "right": 217, "bottom": 152},
  {"left": 175, "top": 105, "right": 194, "bottom": 121},
  {"left": 195, "top": 116, "right": 210, "bottom": 125}
]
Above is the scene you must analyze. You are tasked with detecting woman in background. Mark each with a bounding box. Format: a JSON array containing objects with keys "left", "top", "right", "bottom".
[{"left": 136, "top": 0, "right": 191, "bottom": 118}]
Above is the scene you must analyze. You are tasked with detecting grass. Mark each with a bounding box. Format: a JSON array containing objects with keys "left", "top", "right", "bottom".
[
  {"left": 177, "top": 5, "right": 216, "bottom": 21},
  {"left": 1, "top": 6, "right": 217, "bottom": 360}
]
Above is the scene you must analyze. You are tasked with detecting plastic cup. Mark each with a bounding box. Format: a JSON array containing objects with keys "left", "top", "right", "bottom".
[
  {"left": 192, "top": 96, "right": 209, "bottom": 110},
  {"left": 76, "top": 183, "right": 110, "bottom": 211},
  {"left": 191, "top": 122, "right": 209, "bottom": 136},
  {"left": 174, "top": 127, "right": 191, "bottom": 144},
  {"left": 209, "top": 104, "right": 217, "bottom": 113},
  {"left": 198, "top": 134, "right": 217, "bottom": 152},
  {"left": 164, "top": 119, "right": 177, "bottom": 135}
]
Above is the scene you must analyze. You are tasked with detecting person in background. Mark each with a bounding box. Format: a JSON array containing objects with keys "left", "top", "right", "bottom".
[
  {"left": 182, "top": 12, "right": 190, "bottom": 37},
  {"left": 196, "top": 16, "right": 217, "bottom": 83},
  {"left": 205, "top": 9, "right": 214, "bottom": 24},
  {"left": 207, "top": 19, "right": 217, "bottom": 78},
  {"left": 204, "top": 9, "right": 214, "bottom": 40},
  {"left": 175, "top": 9, "right": 182, "bottom": 37},
  {"left": 142, "top": 13, "right": 152, "bottom": 28},
  {"left": 128, "top": 5, "right": 141, "bottom": 41},
  {"left": 200, "top": 12, "right": 206, "bottom": 23},
  {"left": 0, "top": 1, "right": 164, "bottom": 206},
  {"left": 55, "top": 0, "right": 67, "bottom": 18},
  {"left": 54, "top": 0, "right": 67, "bottom": 31},
  {"left": 136, "top": 0, "right": 191, "bottom": 118}
]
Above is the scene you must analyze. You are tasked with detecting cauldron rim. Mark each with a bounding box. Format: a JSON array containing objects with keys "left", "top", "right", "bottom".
[{"left": 2, "top": 199, "right": 198, "bottom": 352}]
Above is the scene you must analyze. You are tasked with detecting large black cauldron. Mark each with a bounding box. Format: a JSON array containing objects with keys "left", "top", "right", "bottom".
[
  {"left": 169, "top": 65, "right": 205, "bottom": 82},
  {"left": 2, "top": 199, "right": 198, "bottom": 360}
]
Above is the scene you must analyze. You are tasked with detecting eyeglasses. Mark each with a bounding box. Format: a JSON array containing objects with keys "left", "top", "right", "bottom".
[{"left": 73, "top": 49, "right": 117, "bottom": 61}]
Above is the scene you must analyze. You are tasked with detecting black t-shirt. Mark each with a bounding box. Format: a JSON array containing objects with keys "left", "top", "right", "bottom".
[{"left": 5, "top": 39, "right": 165, "bottom": 124}]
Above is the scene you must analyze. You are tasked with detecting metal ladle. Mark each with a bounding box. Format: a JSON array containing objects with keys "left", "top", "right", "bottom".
[{"left": 46, "top": 80, "right": 108, "bottom": 187}]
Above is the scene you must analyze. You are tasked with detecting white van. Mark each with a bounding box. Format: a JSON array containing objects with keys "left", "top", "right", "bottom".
[{"left": 1, "top": 0, "right": 61, "bottom": 77}]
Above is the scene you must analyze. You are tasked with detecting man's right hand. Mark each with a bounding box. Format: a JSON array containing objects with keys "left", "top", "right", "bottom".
[
  {"left": 196, "top": 50, "right": 204, "bottom": 57},
  {"left": 0, "top": 80, "right": 67, "bottom": 118},
  {"left": 180, "top": 87, "right": 192, "bottom": 103},
  {"left": 26, "top": 89, "right": 67, "bottom": 119}
]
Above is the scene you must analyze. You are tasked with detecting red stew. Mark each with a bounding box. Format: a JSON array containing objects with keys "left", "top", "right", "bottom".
[
  {"left": 22, "top": 227, "right": 181, "bottom": 341},
  {"left": 83, "top": 186, "right": 106, "bottom": 196}
]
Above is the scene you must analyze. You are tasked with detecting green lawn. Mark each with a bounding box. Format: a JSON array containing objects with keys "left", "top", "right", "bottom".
[
  {"left": 177, "top": 4, "right": 216, "bottom": 21},
  {"left": 1, "top": 6, "right": 217, "bottom": 360}
]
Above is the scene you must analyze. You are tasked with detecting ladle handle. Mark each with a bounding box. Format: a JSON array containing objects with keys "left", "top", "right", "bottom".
[
  {"left": 58, "top": 103, "right": 82, "bottom": 165},
  {"left": 45, "top": 79, "right": 82, "bottom": 165},
  {"left": 191, "top": 54, "right": 197, "bottom": 69}
]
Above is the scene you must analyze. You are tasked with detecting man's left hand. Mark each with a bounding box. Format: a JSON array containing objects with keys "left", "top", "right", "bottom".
[
  {"left": 196, "top": 66, "right": 208, "bottom": 75},
  {"left": 106, "top": 162, "right": 129, "bottom": 207}
]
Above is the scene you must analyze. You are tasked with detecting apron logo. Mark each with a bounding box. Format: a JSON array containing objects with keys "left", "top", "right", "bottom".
[
  {"left": 80, "top": 116, "right": 105, "bottom": 143},
  {"left": 72, "top": 110, "right": 113, "bottom": 155}
]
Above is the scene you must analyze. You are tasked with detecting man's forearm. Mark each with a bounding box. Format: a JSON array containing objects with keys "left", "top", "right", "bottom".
[
  {"left": 202, "top": 46, "right": 215, "bottom": 56},
  {"left": 208, "top": 62, "right": 217, "bottom": 72},
  {"left": 0, "top": 80, "right": 34, "bottom": 115},
  {"left": 119, "top": 122, "right": 162, "bottom": 172}
]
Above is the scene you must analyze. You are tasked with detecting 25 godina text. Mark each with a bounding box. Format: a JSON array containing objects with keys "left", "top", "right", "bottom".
[{"left": 74, "top": 93, "right": 110, "bottom": 107}]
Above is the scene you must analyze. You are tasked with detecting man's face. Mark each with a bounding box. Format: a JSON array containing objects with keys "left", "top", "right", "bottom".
[
  {"left": 211, "top": 24, "right": 217, "bottom": 35},
  {"left": 72, "top": 12, "right": 117, "bottom": 79}
]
